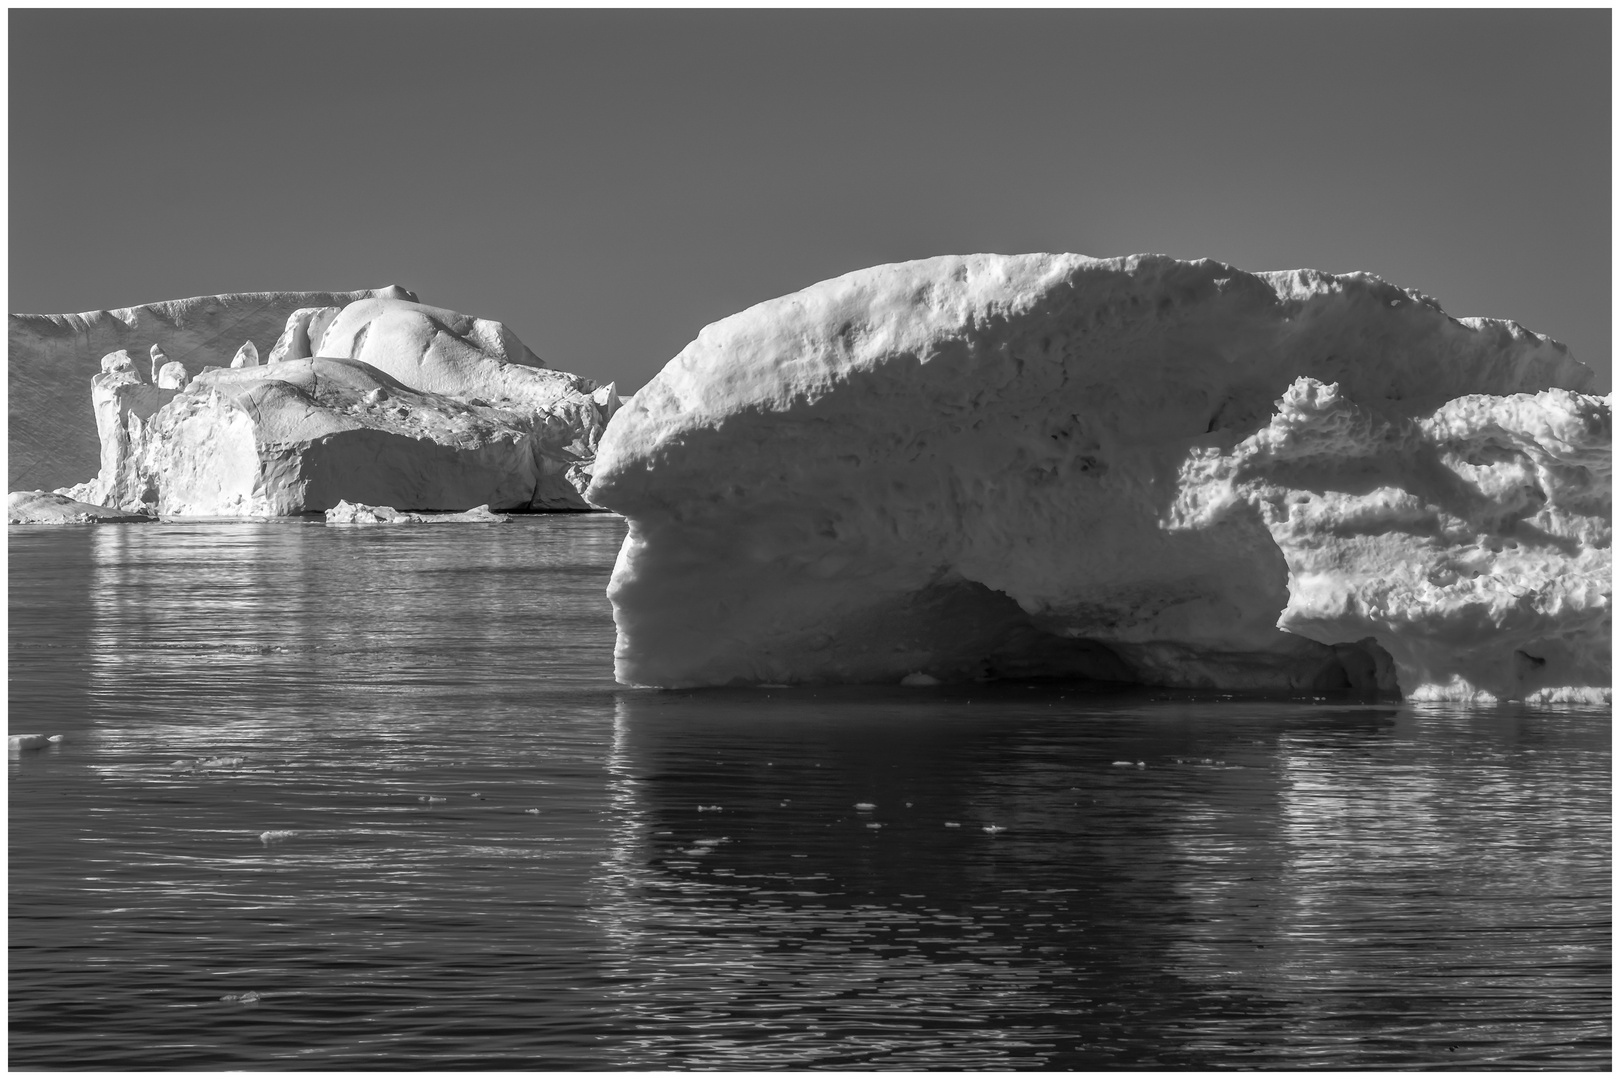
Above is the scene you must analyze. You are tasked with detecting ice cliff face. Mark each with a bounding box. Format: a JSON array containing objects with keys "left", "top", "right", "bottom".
[
  {"left": 65, "top": 297, "right": 619, "bottom": 516},
  {"left": 8, "top": 286, "right": 414, "bottom": 491},
  {"left": 587, "top": 253, "right": 1609, "bottom": 702}
]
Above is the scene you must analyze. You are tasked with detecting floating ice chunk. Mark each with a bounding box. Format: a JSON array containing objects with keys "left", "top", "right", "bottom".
[
  {"left": 899, "top": 673, "right": 940, "bottom": 687},
  {"left": 9, "top": 734, "right": 52, "bottom": 752},
  {"left": 259, "top": 830, "right": 296, "bottom": 844},
  {"left": 230, "top": 341, "right": 259, "bottom": 369},
  {"left": 7, "top": 490, "right": 153, "bottom": 525},
  {"left": 983, "top": 825, "right": 1005, "bottom": 834},
  {"left": 854, "top": 802, "right": 876, "bottom": 810},
  {"left": 324, "top": 501, "right": 509, "bottom": 526},
  {"left": 220, "top": 991, "right": 262, "bottom": 1004}
]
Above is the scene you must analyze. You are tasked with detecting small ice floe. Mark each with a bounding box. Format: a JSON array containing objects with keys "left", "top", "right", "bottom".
[
  {"left": 905, "top": 802, "right": 913, "bottom": 808},
  {"left": 259, "top": 830, "right": 296, "bottom": 845},
  {"left": 9, "top": 733, "right": 60, "bottom": 753},
  {"left": 697, "top": 804, "right": 722, "bottom": 812},
  {"left": 524, "top": 808, "right": 541, "bottom": 815},
  {"left": 944, "top": 821, "right": 961, "bottom": 828},
  {"left": 983, "top": 825, "right": 1005, "bottom": 834},
  {"left": 899, "top": 672, "right": 940, "bottom": 687},
  {"left": 198, "top": 756, "right": 245, "bottom": 770},
  {"left": 418, "top": 795, "right": 448, "bottom": 804},
  {"left": 326, "top": 500, "right": 509, "bottom": 526},
  {"left": 220, "top": 991, "right": 262, "bottom": 1005},
  {"left": 865, "top": 822, "right": 883, "bottom": 830},
  {"left": 854, "top": 802, "right": 876, "bottom": 811},
  {"left": 1111, "top": 760, "right": 1146, "bottom": 769}
]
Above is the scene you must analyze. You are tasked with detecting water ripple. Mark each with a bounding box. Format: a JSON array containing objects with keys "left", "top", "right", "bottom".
[{"left": 10, "top": 520, "right": 1611, "bottom": 1069}]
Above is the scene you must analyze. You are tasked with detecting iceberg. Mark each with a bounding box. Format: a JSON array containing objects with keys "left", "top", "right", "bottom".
[
  {"left": 57, "top": 297, "right": 620, "bottom": 517},
  {"left": 587, "top": 253, "right": 1609, "bottom": 701},
  {"left": 7, "top": 489, "right": 152, "bottom": 525},
  {"left": 8, "top": 286, "right": 415, "bottom": 492},
  {"left": 324, "top": 500, "right": 509, "bottom": 525}
]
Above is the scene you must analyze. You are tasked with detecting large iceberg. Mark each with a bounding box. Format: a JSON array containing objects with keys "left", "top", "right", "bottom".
[
  {"left": 62, "top": 297, "right": 620, "bottom": 516},
  {"left": 587, "top": 253, "right": 1609, "bottom": 702},
  {"left": 8, "top": 286, "right": 414, "bottom": 492}
]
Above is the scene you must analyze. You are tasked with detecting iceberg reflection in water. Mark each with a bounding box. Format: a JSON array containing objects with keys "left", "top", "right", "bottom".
[{"left": 9, "top": 517, "right": 1610, "bottom": 1069}]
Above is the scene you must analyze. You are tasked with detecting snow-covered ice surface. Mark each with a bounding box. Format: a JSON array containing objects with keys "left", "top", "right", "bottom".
[
  {"left": 588, "top": 253, "right": 1609, "bottom": 702},
  {"left": 8, "top": 286, "right": 412, "bottom": 492},
  {"left": 58, "top": 298, "right": 620, "bottom": 516}
]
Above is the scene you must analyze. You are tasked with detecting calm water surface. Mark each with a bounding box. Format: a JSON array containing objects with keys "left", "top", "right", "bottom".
[{"left": 9, "top": 517, "right": 1611, "bottom": 1069}]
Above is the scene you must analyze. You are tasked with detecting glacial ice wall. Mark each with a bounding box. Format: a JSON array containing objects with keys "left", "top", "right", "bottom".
[{"left": 587, "top": 253, "right": 1608, "bottom": 701}]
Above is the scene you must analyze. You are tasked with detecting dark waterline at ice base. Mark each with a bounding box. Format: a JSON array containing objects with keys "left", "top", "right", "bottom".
[{"left": 9, "top": 517, "right": 1610, "bottom": 1069}]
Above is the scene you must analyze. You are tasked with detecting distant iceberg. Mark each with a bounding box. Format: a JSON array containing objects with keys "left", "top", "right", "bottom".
[
  {"left": 47, "top": 296, "right": 620, "bottom": 517},
  {"left": 8, "top": 286, "right": 413, "bottom": 493}
]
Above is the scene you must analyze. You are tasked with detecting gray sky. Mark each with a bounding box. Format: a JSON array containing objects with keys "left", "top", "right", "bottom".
[{"left": 10, "top": 9, "right": 1611, "bottom": 393}]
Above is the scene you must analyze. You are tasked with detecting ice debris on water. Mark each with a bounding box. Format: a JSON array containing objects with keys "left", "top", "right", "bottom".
[
  {"left": 418, "top": 795, "right": 447, "bottom": 804},
  {"left": 854, "top": 802, "right": 876, "bottom": 810},
  {"left": 983, "top": 825, "right": 1005, "bottom": 834},
  {"left": 524, "top": 808, "right": 540, "bottom": 815},
  {"left": 698, "top": 805, "right": 722, "bottom": 812},
  {"left": 899, "top": 672, "right": 940, "bottom": 687},
  {"left": 944, "top": 821, "right": 961, "bottom": 828},
  {"left": 866, "top": 822, "right": 883, "bottom": 830},
  {"left": 259, "top": 830, "right": 296, "bottom": 845},
  {"left": 220, "top": 991, "right": 262, "bottom": 1004},
  {"left": 9, "top": 734, "right": 61, "bottom": 753}
]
